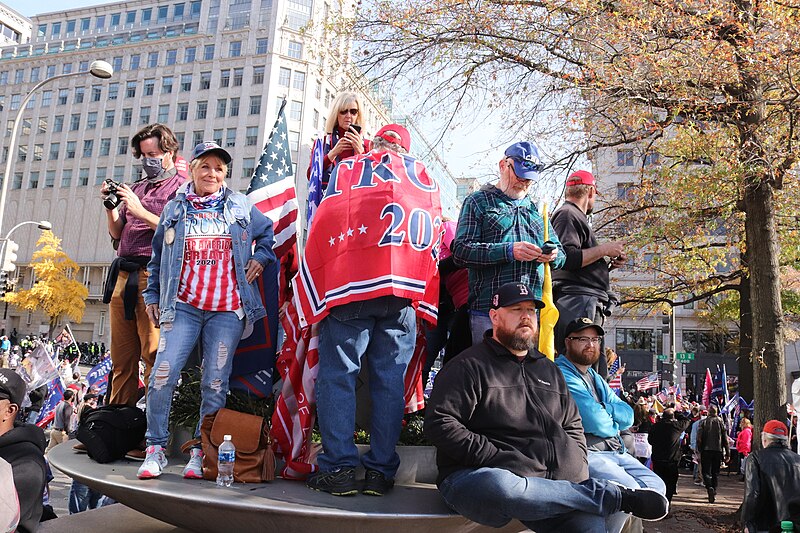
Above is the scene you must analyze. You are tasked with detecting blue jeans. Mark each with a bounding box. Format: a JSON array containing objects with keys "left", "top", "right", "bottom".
[
  {"left": 588, "top": 450, "right": 666, "bottom": 533},
  {"left": 469, "top": 311, "right": 492, "bottom": 345},
  {"left": 145, "top": 302, "right": 245, "bottom": 447},
  {"left": 68, "top": 480, "right": 112, "bottom": 513},
  {"left": 315, "top": 296, "right": 415, "bottom": 479},
  {"left": 439, "top": 467, "right": 623, "bottom": 533}
]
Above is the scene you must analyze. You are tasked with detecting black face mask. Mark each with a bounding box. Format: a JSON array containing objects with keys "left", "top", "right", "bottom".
[{"left": 142, "top": 156, "right": 165, "bottom": 181}]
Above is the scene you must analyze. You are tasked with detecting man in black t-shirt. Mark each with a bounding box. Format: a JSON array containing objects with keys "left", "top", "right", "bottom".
[{"left": 551, "top": 170, "right": 627, "bottom": 376}]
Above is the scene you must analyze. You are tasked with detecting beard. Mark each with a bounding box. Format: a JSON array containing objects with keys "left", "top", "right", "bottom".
[
  {"left": 567, "top": 346, "right": 601, "bottom": 367},
  {"left": 494, "top": 322, "right": 537, "bottom": 352}
]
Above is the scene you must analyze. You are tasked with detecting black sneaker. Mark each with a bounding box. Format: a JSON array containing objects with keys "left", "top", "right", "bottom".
[
  {"left": 306, "top": 467, "right": 358, "bottom": 496},
  {"left": 707, "top": 487, "right": 716, "bottom": 503},
  {"left": 362, "top": 469, "right": 394, "bottom": 496},
  {"left": 616, "top": 484, "right": 669, "bottom": 521}
]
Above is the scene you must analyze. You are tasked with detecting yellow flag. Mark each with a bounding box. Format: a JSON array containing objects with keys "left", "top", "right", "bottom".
[
  {"left": 538, "top": 203, "right": 559, "bottom": 361},
  {"left": 653, "top": 398, "right": 665, "bottom": 414}
]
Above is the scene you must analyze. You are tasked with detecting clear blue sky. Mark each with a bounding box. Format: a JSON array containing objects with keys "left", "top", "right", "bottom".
[{"left": 4, "top": 0, "right": 107, "bottom": 17}]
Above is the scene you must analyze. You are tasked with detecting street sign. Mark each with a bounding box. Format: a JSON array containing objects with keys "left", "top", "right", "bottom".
[
  {"left": 656, "top": 354, "right": 668, "bottom": 361},
  {"left": 676, "top": 352, "right": 695, "bottom": 362}
]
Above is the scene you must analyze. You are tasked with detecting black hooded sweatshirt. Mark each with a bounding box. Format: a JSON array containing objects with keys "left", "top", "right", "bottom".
[{"left": 0, "top": 423, "right": 47, "bottom": 533}]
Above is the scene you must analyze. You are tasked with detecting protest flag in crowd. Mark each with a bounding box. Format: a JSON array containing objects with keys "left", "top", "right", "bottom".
[
  {"left": 636, "top": 372, "right": 659, "bottom": 391},
  {"left": 607, "top": 354, "right": 623, "bottom": 395},
  {"left": 229, "top": 99, "right": 298, "bottom": 397},
  {"left": 35, "top": 378, "right": 64, "bottom": 428},
  {"left": 702, "top": 368, "right": 713, "bottom": 407},
  {"left": 306, "top": 134, "right": 325, "bottom": 228},
  {"left": 86, "top": 355, "right": 112, "bottom": 396},
  {"left": 711, "top": 364, "right": 729, "bottom": 407},
  {"left": 537, "top": 203, "right": 558, "bottom": 361}
]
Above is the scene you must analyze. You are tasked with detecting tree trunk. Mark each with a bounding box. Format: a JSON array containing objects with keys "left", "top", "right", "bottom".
[
  {"left": 744, "top": 181, "right": 786, "bottom": 449},
  {"left": 738, "top": 267, "right": 754, "bottom": 402}
]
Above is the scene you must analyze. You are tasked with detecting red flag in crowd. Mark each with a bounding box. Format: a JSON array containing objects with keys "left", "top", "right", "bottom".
[{"left": 702, "top": 368, "right": 713, "bottom": 407}]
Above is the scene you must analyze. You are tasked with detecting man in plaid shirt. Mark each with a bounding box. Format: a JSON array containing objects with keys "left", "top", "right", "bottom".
[{"left": 452, "top": 141, "right": 565, "bottom": 345}]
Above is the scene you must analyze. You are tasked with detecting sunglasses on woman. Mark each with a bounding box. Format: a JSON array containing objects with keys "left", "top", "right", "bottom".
[{"left": 339, "top": 108, "right": 359, "bottom": 116}]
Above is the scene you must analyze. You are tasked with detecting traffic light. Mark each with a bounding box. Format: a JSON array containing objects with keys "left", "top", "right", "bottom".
[
  {"left": 1, "top": 240, "right": 18, "bottom": 272},
  {"left": 0, "top": 271, "right": 6, "bottom": 297}
]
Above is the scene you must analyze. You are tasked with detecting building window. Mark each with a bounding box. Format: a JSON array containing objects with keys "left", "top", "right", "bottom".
[
  {"left": 28, "top": 171, "right": 39, "bottom": 189},
  {"left": 108, "top": 83, "right": 119, "bottom": 100},
  {"left": 100, "top": 138, "right": 111, "bottom": 156},
  {"left": 166, "top": 49, "right": 177, "bottom": 65},
  {"left": 78, "top": 168, "right": 89, "bottom": 186},
  {"left": 144, "top": 79, "right": 155, "bottom": 96},
  {"left": 213, "top": 129, "right": 223, "bottom": 146},
  {"left": 174, "top": 3, "right": 186, "bottom": 20},
  {"left": 193, "top": 131, "right": 203, "bottom": 147},
  {"left": 278, "top": 67, "right": 290, "bottom": 87},
  {"left": 163, "top": 76, "right": 174, "bottom": 94},
  {"left": 220, "top": 69, "right": 230, "bottom": 88},
  {"left": 242, "top": 158, "right": 255, "bottom": 178},
  {"left": 615, "top": 328, "right": 662, "bottom": 353},
  {"left": 30, "top": 67, "right": 40, "bottom": 82},
  {"left": 226, "top": 128, "right": 236, "bottom": 147},
  {"left": 86, "top": 112, "right": 97, "bottom": 129},
  {"left": 61, "top": 169, "right": 72, "bottom": 187},
  {"left": 682, "top": 330, "right": 730, "bottom": 354},
  {"left": 83, "top": 140, "right": 94, "bottom": 157},
  {"left": 175, "top": 132, "right": 185, "bottom": 150},
  {"left": 148, "top": 51, "right": 159, "bottom": 68},
  {"left": 130, "top": 54, "right": 141, "bottom": 70},
  {"left": 158, "top": 104, "right": 170, "bottom": 123},
  {"left": 253, "top": 66, "right": 265, "bottom": 85},
  {"left": 54, "top": 115, "right": 64, "bottom": 132},
  {"left": 117, "top": 137, "right": 128, "bottom": 155},
  {"left": 249, "top": 96, "right": 261, "bottom": 115},
  {"left": 41, "top": 90, "right": 52, "bottom": 106},
  {"left": 287, "top": 41, "right": 302, "bottom": 59},
  {"left": 122, "top": 108, "right": 133, "bottom": 126},
  {"left": 177, "top": 103, "right": 189, "bottom": 121},
  {"left": 289, "top": 131, "right": 300, "bottom": 152},
  {"left": 216, "top": 99, "right": 227, "bottom": 118},
  {"left": 233, "top": 68, "right": 243, "bottom": 87},
  {"left": 158, "top": 5, "right": 168, "bottom": 22},
  {"left": 92, "top": 85, "right": 102, "bottom": 101},
  {"left": 191, "top": 1, "right": 202, "bottom": 19},
  {"left": 96, "top": 15, "right": 106, "bottom": 30},
  {"left": 616, "top": 182, "right": 634, "bottom": 200},
  {"left": 142, "top": 8, "right": 152, "bottom": 22},
  {"left": 180, "top": 74, "right": 192, "bottom": 91},
  {"left": 140, "top": 107, "right": 151, "bottom": 124},
  {"left": 229, "top": 41, "right": 242, "bottom": 57},
  {"left": 290, "top": 100, "right": 302, "bottom": 121},
  {"left": 256, "top": 38, "right": 268, "bottom": 54},
  {"left": 184, "top": 46, "right": 196, "bottom": 63},
  {"left": 112, "top": 56, "right": 123, "bottom": 72},
  {"left": 66, "top": 141, "right": 76, "bottom": 159},
  {"left": 229, "top": 98, "right": 240, "bottom": 117},
  {"left": 95, "top": 166, "right": 107, "bottom": 185},
  {"left": 58, "top": 89, "right": 69, "bottom": 105},
  {"left": 196, "top": 101, "right": 208, "bottom": 119},
  {"left": 617, "top": 149, "right": 634, "bottom": 167},
  {"left": 644, "top": 151, "right": 661, "bottom": 166},
  {"left": 104, "top": 111, "right": 115, "bottom": 128},
  {"left": 33, "top": 144, "right": 43, "bottom": 161},
  {"left": 12, "top": 173, "right": 22, "bottom": 190},
  {"left": 203, "top": 44, "right": 215, "bottom": 60},
  {"left": 49, "top": 143, "right": 60, "bottom": 160},
  {"left": 200, "top": 72, "right": 211, "bottom": 89},
  {"left": 126, "top": 81, "right": 137, "bottom": 98},
  {"left": 69, "top": 114, "right": 81, "bottom": 131},
  {"left": 246, "top": 127, "right": 258, "bottom": 146},
  {"left": 293, "top": 71, "right": 306, "bottom": 91},
  {"left": 126, "top": 10, "right": 136, "bottom": 24}
]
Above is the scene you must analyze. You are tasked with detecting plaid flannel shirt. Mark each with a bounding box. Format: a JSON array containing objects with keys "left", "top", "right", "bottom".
[{"left": 452, "top": 183, "right": 565, "bottom": 311}]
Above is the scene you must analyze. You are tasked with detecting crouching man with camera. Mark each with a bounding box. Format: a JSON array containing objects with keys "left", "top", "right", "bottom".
[{"left": 101, "top": 124, "right": 187, "bottom": 416}]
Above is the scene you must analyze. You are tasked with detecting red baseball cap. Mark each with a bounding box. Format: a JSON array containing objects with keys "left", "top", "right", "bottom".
[
  {"left": 374, "top": 124, "right": 411, "bottom": 152},
  {"left": 566, "top": 170, "right": 596, "bottom": 187},
  {"left": 763, "top": 419, "right": 789, "bottom": 437}
]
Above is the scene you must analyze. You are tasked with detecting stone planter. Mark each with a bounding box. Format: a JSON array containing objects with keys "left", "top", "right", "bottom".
[{"left": 355, "top": 443, "right": 437, "bottom": 484}]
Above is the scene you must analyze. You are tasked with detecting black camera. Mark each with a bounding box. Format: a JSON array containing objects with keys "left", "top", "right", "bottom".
[{"left": 102, "top": 179, "right": 123, "bottom": 210}]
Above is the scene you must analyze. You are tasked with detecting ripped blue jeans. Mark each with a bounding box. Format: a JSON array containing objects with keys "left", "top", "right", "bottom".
[{"left": 145, "top": 302, "right": 245, "bottom": 447}]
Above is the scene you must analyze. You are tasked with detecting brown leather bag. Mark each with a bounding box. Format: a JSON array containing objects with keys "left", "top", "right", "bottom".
[{"left": 185, "top": 408, "right": 275, "bottom": 483}]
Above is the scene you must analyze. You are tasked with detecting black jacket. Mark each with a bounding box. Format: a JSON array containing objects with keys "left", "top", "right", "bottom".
[
  {"left": 424, "top": 333, "right": 588, "bottom": 486},
  {"left": 697, "top": 415, "right": 730, "bottom": 454},
  {"left": 742, "top": 443, "right": 800, "bottom": 532},
  {"left": 550, "top": 201, "right": 609, "bottom": 293},
  {"left": 648, "top": 414, "right": 691, "bottom": 463},
  {"left": 0, "top": 423, "right": 47, "bottom": 533}
]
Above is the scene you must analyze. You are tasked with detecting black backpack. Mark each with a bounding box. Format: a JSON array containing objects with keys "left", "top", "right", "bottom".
[{"left": 75, "top": 404, "right": 146, "bottom": 463}]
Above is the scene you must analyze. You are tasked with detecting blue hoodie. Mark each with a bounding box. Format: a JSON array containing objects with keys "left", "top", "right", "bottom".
[{"left": 555, "top": 354, "right": 633, "bottom": 447}]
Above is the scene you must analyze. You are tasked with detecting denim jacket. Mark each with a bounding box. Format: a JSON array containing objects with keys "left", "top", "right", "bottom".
[{"left": 143, "top": 184, "right": 276, "bottom": 324}]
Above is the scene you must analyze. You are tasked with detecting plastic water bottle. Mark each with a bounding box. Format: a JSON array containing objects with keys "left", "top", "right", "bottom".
[
  {"left": 216, "top": 435, "right": 235, "bottom": 487},
  {"left": 781, "top": 521, "right": 794, "bottom": 532}
]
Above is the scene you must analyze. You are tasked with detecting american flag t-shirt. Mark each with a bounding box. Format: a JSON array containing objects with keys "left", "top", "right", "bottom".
[{"left": 177, "top": 204, "right": 241, "bottom": 311}]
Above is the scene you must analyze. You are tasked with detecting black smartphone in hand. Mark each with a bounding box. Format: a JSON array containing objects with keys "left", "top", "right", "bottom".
[
  {"left": 540, "top": 241, "right": 556, "bottom": 255},
  {"left": 349, "top": 124, "right": 361, "bottom": 134}
]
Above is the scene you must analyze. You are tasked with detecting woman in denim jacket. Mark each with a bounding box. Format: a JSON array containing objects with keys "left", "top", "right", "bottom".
[{"left": 138, "top": 141, "right": 276, "bottom": 480}]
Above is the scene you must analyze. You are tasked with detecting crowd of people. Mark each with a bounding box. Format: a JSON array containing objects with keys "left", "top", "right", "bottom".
[{"left": 2, "top": 89, "right": 800, "bottom": 533}]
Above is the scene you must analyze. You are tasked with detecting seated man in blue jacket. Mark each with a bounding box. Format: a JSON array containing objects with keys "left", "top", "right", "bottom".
[{"left": 555, "top": 317, "right": 666, "bottom": 532}]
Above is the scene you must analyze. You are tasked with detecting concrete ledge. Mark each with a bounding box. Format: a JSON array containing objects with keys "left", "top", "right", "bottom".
[
  {"left": 47, "top": 442, "right": 520, "bottom": 533},
  {"left": 38, "top": 504, "right": 192, "bottom": 533}
]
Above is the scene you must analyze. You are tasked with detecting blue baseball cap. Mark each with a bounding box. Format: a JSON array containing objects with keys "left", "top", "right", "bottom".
[
  {"left": 504, "top": 141, "right": 543, "bottom": 180},
  {"left": 191, "top": 141, "right": 232, "bottom": 164}
]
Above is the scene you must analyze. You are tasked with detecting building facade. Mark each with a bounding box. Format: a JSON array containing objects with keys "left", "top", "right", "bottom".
[{"left": 0, "top": 0, "right": 459, "bottom": 342}]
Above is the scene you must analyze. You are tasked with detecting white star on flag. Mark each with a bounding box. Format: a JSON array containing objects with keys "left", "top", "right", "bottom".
[
  {"left": 347, "top": 228, "right": 354, "bottom": 237},
  {"left": 358, "top": 225, "right": 368, "bottom": 234}
]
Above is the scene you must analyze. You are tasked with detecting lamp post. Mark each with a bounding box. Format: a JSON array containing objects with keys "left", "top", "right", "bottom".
[
  {"left": 0, "top": 220, "right": 52, "bottom": 335},
  {"left": 0, "top": 60, "right": 113, "bottom": 237}
]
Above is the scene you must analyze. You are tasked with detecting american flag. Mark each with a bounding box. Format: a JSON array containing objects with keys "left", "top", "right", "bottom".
[
  {"left": 306, "top": 136, "right": 325, "bottom": 227},
  {"left": 607, "top": 355, "right": 623, "bottom": 394},
  {"left": 246, "top": 99, "right": 299, "bottom": 259},
  {"left": 636, "top": 372, "right": 660, "bottom": 391}
]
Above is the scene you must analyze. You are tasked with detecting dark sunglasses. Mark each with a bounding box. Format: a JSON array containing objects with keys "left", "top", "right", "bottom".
[{"left": 339, "top": 108, "right": 359, "bottom": 116}]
